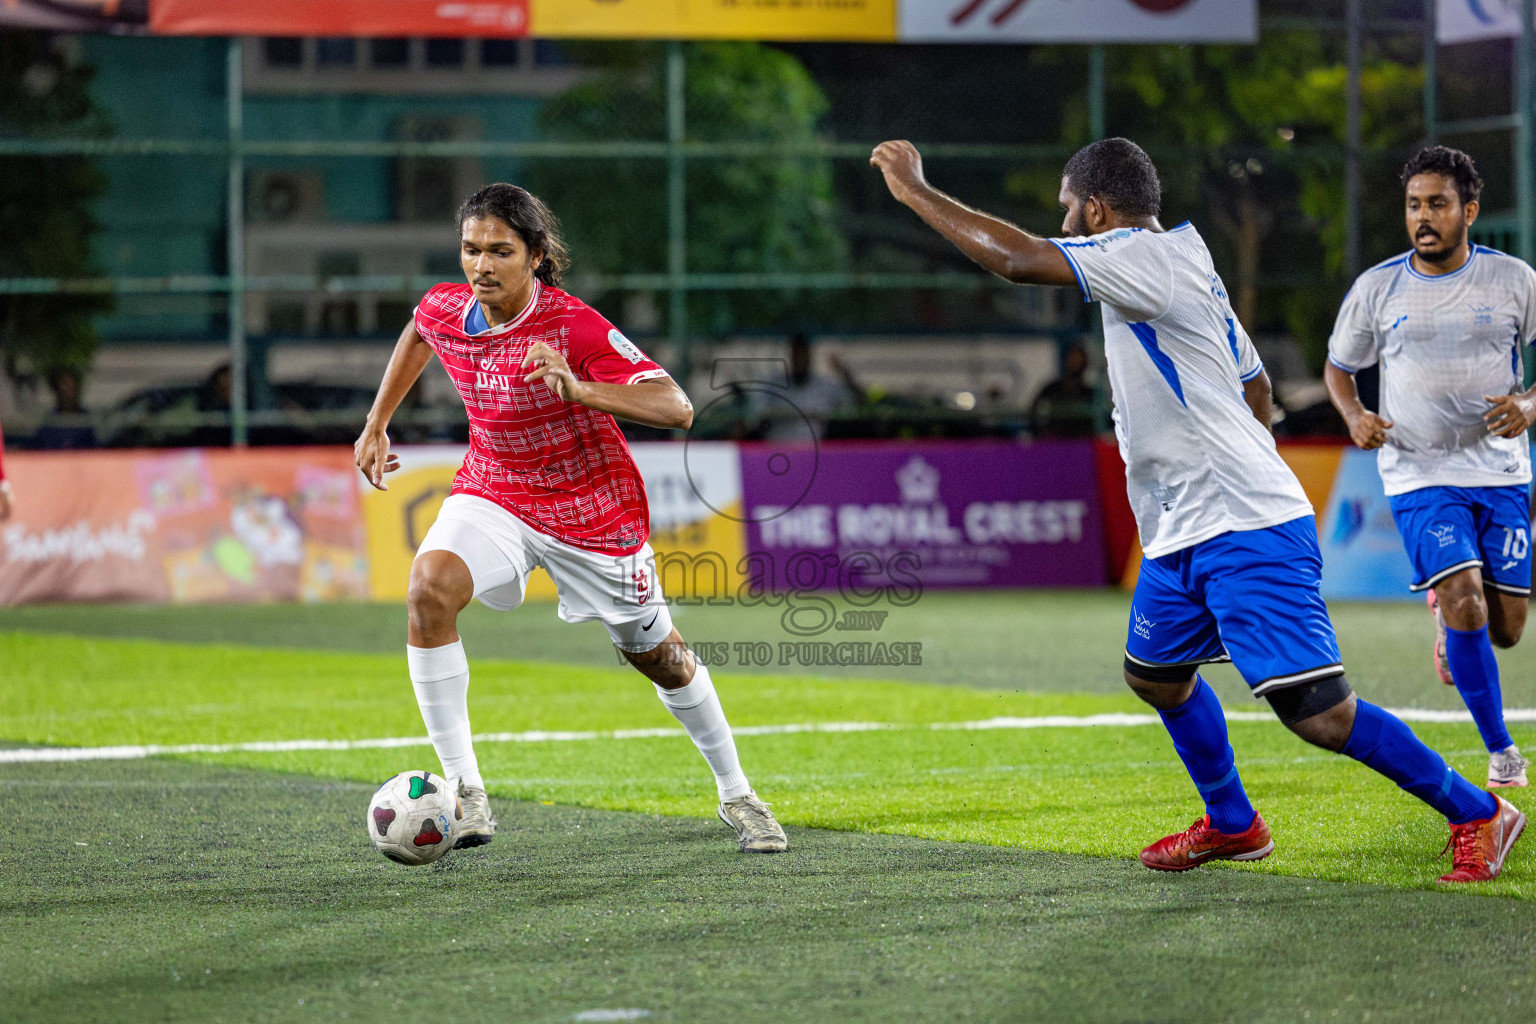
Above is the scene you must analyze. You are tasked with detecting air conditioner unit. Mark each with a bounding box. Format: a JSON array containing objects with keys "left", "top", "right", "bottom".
[{"left": 247, "top": 170, "right": 326, "bottom": 223}]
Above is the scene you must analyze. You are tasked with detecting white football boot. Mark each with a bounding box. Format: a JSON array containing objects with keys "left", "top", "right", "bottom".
[
  {"left": 718, "top": 793, "right": 788, "bottom": 853},
  {"left": 454, "top": 780, "right": 498, "bottom": 848},
  {"left": 1489, "top": 746, "right": 1530, "bottom": 789}
]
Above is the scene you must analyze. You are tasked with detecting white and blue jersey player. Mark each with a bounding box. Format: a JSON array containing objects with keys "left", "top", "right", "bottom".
[
  {"left": 1327, "top": 146, "right": 1536, "bottom": 789},
  {"left": 872, "top": 135, "right": 1524, "bottom": 882}
]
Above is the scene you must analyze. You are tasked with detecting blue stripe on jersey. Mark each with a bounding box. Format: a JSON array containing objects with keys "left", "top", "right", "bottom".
[
  {"left": 1048, "top": 239, "right": 1092, "bottom": 303},
  {"left": 1128, "top": 321, "right": 1186, "bottom": 407},
  {"left": 1225, "top": 318, "right": 1241, "bottom": 365},
  {"left": 1514, "top": 327, "right": 1522, "bottom": 377}
]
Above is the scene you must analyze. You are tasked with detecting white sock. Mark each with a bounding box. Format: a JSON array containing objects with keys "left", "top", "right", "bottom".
[
  {"left": 654, "top": 661, "right": 752, "bottom": 801},
  {"left": 407, "top": 641, "right": 484, "bottom": 791}
]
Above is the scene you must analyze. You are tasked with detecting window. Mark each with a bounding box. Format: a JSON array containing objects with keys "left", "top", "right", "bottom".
[
  {"left": 481, "top": 39, "right": 520, "bottom": 68},
  {"left": 425, "top": 38, "right": 465, "bottom": 68},
  {"left": 370, "top": 38, "right": 410, "bottom": 68},
  {"left": 263, "top": 37, "right": 303, "bottom": 68},
  {"left": 316, "top": 38, "right": 357, "bottom": 67}
]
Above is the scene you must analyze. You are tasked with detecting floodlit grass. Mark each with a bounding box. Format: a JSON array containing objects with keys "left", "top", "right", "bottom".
[{"left": 4, "top": 630, "right": 1533, "bottom": 898}]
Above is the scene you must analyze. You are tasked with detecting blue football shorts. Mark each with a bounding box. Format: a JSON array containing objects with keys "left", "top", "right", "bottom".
[
  {"left": 1124, "top": 516, "right": 1344, "bottom": 696},
  {"left": 1387, "top": 484, "right": 1532, "bottom": 597}
]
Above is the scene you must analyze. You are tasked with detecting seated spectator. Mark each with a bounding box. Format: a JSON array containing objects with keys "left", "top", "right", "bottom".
[
  {"left": 31, "top": 367, "right": 96, "bottom": 449},
  {"left": 1029, "top": 344, "right": 1097, "bottom": 438},
  {"left": 758, "top": 333, "right": 854, "bottom": 442}
]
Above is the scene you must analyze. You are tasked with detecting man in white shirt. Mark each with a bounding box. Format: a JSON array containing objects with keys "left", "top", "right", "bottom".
[
  {"left": 1326, "top": 146, "right": 1535, "bottom": 789},
  {"left": 869, "top": 135, "right": 1523, "bottom": 883}
]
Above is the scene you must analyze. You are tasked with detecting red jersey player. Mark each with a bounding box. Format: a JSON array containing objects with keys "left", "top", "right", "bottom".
[{"left": 355, "top": 184, "right": 785, "bottom": 854}]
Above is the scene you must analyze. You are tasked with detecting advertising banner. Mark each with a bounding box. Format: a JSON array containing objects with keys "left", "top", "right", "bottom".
[
  {"left": 533, "top": 0, "right": 896, "bottom": 41},
  {"left": 0, "top": 0, "right": 147, "bottom": 31},
  {"left": 151, "top": 0, "right": 529, "bottom": 37},
  {"left": 900, "top": 0, "right": 1257, "bottom": 44},
  {"left": 0, "top": 448, "right": 368, "bottom": 606},
  {"left": 1437, "top": 0, "right": 1523, "bottom": 45},
  {"left": 360, "top": 442, "right": 747, "bottom": 603},
  {"left": 740, "top": 440, "right": 1106, "bottom": 592},
  {"left": 1318, "top": 447, "right": 1430, "bottom": 602}
]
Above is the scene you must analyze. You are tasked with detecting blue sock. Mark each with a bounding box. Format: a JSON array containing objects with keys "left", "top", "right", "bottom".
[
  {"left": 1157, "top": 677, "right": 1256, "bottom": 835},
  {"left": 1342, "top": 700, "right": 1497, "bottom": 825},
  {"left": 1444, "top": 623, "right": 1515, "bottom": 753}
]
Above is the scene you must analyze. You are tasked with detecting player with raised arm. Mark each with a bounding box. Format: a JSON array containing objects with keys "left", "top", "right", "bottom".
[
  {"left": 354, "top": 183, "right": 786, "bottom": 854},
  {"left": 871, "top": 137, "right": 1524, "bottom": 882},
  {"left": 1326, "top": 147, "right": 1534, "bottom": 789}
]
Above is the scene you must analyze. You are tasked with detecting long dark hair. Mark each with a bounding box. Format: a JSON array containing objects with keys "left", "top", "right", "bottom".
[{"left": 456, "top": 183, "right": 571, "bottom": 287}]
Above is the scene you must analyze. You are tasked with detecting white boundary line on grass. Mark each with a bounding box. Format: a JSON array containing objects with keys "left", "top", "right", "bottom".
[{"left": 4, "top": 707, "right": 1536, "bottom": 765}]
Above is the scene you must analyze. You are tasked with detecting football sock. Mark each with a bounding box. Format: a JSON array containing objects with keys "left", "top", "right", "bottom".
[
  {"left": 1342, "top": 699, "right": 1497, "bottom": 825},
  {"left": 1444, "top": 623, "right": 1515, "bottom": 753},
  {"left": 654, "top": 660, "right": 753, "bottom": 801},
  {"left": 407, "top": 641, "right": 484, "bottom": 791},
  {"left": 1156, "top": 677, "right": 1256, "bottom": 835}
]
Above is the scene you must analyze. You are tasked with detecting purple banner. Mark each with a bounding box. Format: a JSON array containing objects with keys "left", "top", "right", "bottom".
[{"left": 739, "top": 440, "right": 1106, "bottom": 590}]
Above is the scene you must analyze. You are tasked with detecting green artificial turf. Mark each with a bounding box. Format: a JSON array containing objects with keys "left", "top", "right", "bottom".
[
  {"left": 4, "top": 630, "right": 1533, "bottom": 898},
  {"left": 8, "top": 595, "right": 1536, "bottom": 1021},
  {"left": 5, "top": 591, "right": 1533, "bottom": 710},
  {"left": 4, "top": 757, "right": 1534, "bottom": 1024}
]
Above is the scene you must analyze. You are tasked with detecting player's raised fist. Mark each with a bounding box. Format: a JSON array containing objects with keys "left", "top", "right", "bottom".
[{"left": 870, "top": 140, "right": 928, "bottom": 206}]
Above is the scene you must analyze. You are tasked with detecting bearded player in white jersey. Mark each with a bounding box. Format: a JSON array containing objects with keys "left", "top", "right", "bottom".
[
  {"left": 1327, "top": 147, "right": 1535, "bottom": 789},
  {"left": 871, "top": 136, "right": 1524, "bottom": 882}
]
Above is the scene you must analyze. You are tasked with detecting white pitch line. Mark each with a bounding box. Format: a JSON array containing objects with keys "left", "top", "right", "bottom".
[{"left": 4, "top": 707, "right": 1535, "bottom": 765}]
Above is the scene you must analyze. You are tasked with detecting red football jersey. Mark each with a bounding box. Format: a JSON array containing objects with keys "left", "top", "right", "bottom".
[{"left": 413, "top": 281, "right": 669, "bottom": 556}]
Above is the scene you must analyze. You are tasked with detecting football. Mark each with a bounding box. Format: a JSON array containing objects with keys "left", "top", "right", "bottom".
[{"left": 366, "top": 770, "right": 460, "bottom": 866}]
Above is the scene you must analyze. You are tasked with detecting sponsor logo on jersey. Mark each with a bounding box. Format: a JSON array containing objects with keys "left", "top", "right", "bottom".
[
  {"left": 1389, "top": 314, "right": 1409, "bottom": 331},
  {"left": 1133, "top": 607, "right": 1156, "bottom": 639},
  {"left": 609, "top": 328, "right": 645, "bottom": 364}
]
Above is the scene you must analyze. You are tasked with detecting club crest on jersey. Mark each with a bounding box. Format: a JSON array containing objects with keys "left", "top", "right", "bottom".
[
  {"left": 609, "top": 328, "right": 645, "bottom": 364},
  {"left": 1468, "top": 303, "right": 1494, "bottom": 327},
  {"left": 632, "top": 567, "right": 651, "bottom": 606},
  {"left": 1133, "top": 607, "right": 1156, "bottom": 639},
  {"left": 1428, "top": 524, "right": 1456, "bottom": 548}
]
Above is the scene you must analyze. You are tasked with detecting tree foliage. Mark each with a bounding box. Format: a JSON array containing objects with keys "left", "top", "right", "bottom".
[
  {"left": 532, "top": 42, "right": 845, "bottom": 335},
  {"left": 1020, "top": 34, "right": 1424, "bottom": 366},
  {"left": 0, "top": 33, "right": 110, "bottom": 390}
]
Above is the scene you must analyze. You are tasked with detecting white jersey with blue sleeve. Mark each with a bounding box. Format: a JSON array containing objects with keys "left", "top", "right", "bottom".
[
  {"left": 1327, "top": 245, "right": 1536, "bottom": 495},
  {"left": 1050, "top": 223, "right": 1313, "bottom": 558}
]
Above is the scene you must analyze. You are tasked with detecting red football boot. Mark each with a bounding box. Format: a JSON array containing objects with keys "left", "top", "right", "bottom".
[
  {"left": 1438, "top": 796, "right": 1526, "bottom": 883},
  {"left": 1139, "top": 813, "right": 1274, "bottom": 871},
  {"left": 1427, "top": 590, "right": 1454, "bottom": 686}
]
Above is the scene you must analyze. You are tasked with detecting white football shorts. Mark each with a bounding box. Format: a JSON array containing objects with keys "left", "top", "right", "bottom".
[{"left": 416, "top": 493, "right": 673, "bottom": 653}]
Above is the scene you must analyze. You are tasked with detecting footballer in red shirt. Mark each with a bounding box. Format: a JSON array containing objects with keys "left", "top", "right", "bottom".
[{"left": 356, "top": 184, "right": 784, "bottom": 854}]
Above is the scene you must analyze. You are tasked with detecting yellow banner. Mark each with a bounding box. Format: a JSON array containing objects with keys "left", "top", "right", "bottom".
[
  {"left": 531, "top": 0, "right": 896, "bottom": 41},
  {"left": 362, "top": 443, "right": 747, "bottom": 606}
]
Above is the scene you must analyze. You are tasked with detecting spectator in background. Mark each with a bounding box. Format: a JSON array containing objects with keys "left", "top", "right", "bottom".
[
  {"left": 759, "top": 332, "right": 855, "bottom": 441},
  {"left": 32, "top": 367, "right": 96, "bottom": 449},
  {"left": 1029, "top": 343, "right": 1097, "bottom": 438}
]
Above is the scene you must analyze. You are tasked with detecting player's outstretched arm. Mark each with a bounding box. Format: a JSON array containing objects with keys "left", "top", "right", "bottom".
[
  {"left": 870, "top": 140, "right": 1077, "bottom": 288},
  {"left": 522, "top": 342, "right": 693, "bottom": 430},
  {"left": 1324, "top": 361, "right": 1393, "bottom": 450},
  {"left": 355, "top": 320, "right": 434, "bottom": 490}
]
